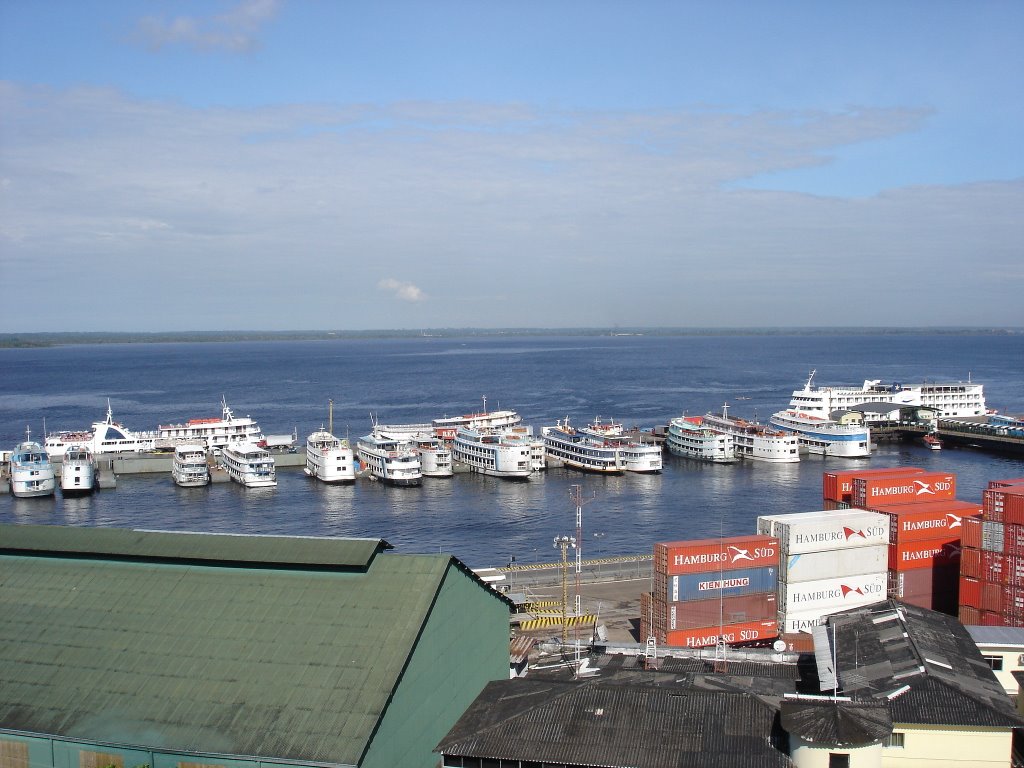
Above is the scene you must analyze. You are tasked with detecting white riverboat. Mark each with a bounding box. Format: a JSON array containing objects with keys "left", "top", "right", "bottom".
[
  {"left": 157, "top": 397, "right": 264, "bottom": 450},
  {"left": 784, "top": 369, "right": 988, "bottom": 420},
  {"left": 452, "top": 425, "right": 534, "bottom": 479},
  {"left": 60, "top": 444, "right": 96, "bottom": 494},
  {"left": 220, "top": 442, "right": 277, "bottom": 488},
  {"left": 371, "top": 422, "right": 454, "bottom": 478},
  {"left": 356, "top": 432, "right": 422, "bottom": 486},
  {"left": 768, "top": 407, "right": 871, "bottom": 458},
  {"left": 45, "top": 401, "right": 158, "bottom": 458},
  {"left": 10, "top": 428, "right": 56, "bottom": 497},
  {"left": 542, "top": 417, "right": 662, "bottom": 474},
  {"left": 701, "top": 405, "right": 800, "bottom": 463},
  {"left": 579, "top": 418, "right": 662, "bottom": 473},
  {"left": 432, "top": 397, "right": 523, "bottom": 441},
  {"left": 666, "top": 415, "right": 738, "bottom": 464},
  {"left": 305, "top": 429, "right": 356, "bottom": 483},
  {"left": 171, "top": 444, "right": 210, "bottom": 487}
]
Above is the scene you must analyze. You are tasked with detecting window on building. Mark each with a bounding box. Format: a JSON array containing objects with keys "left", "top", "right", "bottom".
[
  {"left": 828, "top": 754, "right": 850, "bottom": 768},
  {"left": 0, "top": 739, "right": 29, "bottom": 768},
  {"left": 885, "top": 732, "right": 906, "bottom": 748},
  {"left": 985, "top": 655, "right": 1005, "bottom": 671},
  {"left": 79, "top": 753, "right": 123, "bottom": 768}
]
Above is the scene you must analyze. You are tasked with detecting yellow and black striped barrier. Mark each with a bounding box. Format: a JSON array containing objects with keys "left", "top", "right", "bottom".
[
  {"left": 519, "top": 614, "right": 596, "bottom": 631},
  {"left": 521, "top": 600, "right": 561, "bottom": 611}
]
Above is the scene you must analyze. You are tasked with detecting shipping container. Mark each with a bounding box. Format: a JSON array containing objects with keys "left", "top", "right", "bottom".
[
  {"left": 823, "top": 467, "right": 924, "bottom": 504},
  {"left": 985, "top": 487, "right": 1024, "bottom": 526},
  {"left": 779, "top": 571, "right": 888, "bottom": 613},
  {"left": 888, "top": 538, "right": 962, "bottom": 572},
  {"left": 779, "top": 609, "right": 832, "bottom": 634},
  {"left": 666, "top": 592, "right": 777, "bottom": 630},
  {"left": 960, "top": 547, "right": 981, "bottom": 579},
  {"left": 962, "top": 516, "right": 982, "bottom": 550},
  {"left": 982, "top": 582, "right": 1003, "bottom": 613},
  {"left": 980, "top": 610, "right": 1006, "bottom": 627},
  {"left": 852, "top": 472, "right": 956, "bottom": 508},
  {"left": 959, "top": 605, "right": 981, "bottom": 626},
  {"left": 778, "top": 632, "right": 817, "bottom": 653},
  {"left": 989, "top": 479, "right": 1024, "bottom": 489},
  {"left": 666, "top": 566, "right": 778, "bottom": 603},
  {"left": 757, "top": 509, "right": 890, "bottom": 555},
  {"left": 1003, "top": 523, "right": 1024, "bottom": 556},
  {"left": 892, "top": 565, "right": 959, "bottom": 599},
  {"left": 983, "top": 520, "right": 1005, "bottom": 553},
  {"left": 864, "top": 499, "right": 982, "bottom": 544},
  {"left": 982, "top": 550, "right": 1007, "bottom": 583},
  {"left": 783, "top": 544, "right": 888, "bottom": 583},
  {"left": 959, "top": 575, "right": 981, "bottom": 609},
  {"left": 662, "top": 619, "right": 778, "bottom": 649},
  {"left": 654, "top": 535, "right": 779, "bottom": 576}
]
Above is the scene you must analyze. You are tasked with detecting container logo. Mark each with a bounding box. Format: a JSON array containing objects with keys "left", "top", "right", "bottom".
[
  {"left": 946, "top": 513, "right": 962, "bottom": 529},
  {"left": 868, "top": 479, "right": 953, "bottom": 498},
  {"left": 697, "top": 576, "right": 751, "bottom": 591}
]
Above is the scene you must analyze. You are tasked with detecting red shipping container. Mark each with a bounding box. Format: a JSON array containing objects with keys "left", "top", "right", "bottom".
[
  {"left": 960, "top": 605, "right": 981, "bottom": 625},
  {"left": 982, "top": 550, "right": 1007, "bottom": 583},
  {"left": 823, "top": 467, "right": 923, "bottom": 503},
  {"left": 986, "top": 487, "right": 1024, "bottom": 526},
  {"left": 1004, "top": 523, "right": 1024, "bottom": 556},
  {"left": 853, "top": 472, "right": 956, "bottom": 508},
  {"left": 1005, "top": 556, "right": 1024, "bottom": 588},
  {"left": 867, "top": 499, "right": 982, "bottom": 544},
  {"left": 989, "top": 479, "right": 1024, "bottom": 489},
  {"left": 778, "top": 632, "right": 816, "bottom": 653},
  {"left": 960, "top": 547, "right": 981, "bottom": 579},
  {"left": 663, "top": 619, "right": 778, "bottom": 649},
  {"left": 655, "top": 535, "right": 779, "bottom": 576},
  {"left": 889, "top": 538, "right": 962, "bottom": 571},
  {"left": 893, "top": 565, "right": 958, "bottom": 598},
  {"left": 960, "top": 575, "right": 981, "bottom": 608},
  {"left": 962, "top": 516, "right": 983, "bottom": 549},
  {"left": 666, "top": 592, "right": 777, "bottom": 630},
  {"left": 980, "top": 610, "right": 1006, "bottom": 627},
  {"left": 982, "top": 581, "right": 1003, "bottom": 613}
]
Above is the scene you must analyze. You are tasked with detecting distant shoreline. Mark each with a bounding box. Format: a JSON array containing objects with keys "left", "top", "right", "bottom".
[{"left": 1, "top": 327, "right": 1021, "bottom": 349}]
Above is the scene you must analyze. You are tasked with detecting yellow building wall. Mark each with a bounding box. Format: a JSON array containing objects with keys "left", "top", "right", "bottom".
[
  {"left": 881, "top": 725, "right": 1012, "bottom": 767},
  {"left": 789, "top": 739, "right": 881, "bottom": 767}
]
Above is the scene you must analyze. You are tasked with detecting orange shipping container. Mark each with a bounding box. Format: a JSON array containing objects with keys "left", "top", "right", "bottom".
[
  {"left": 960, "top": 575, "right": 981, "bottom": 609},
  {"left": 960, "top": 547, "right": 981, "bottom": 579},
  {"left": 822, "top": 467, "right": 923, "bottom": 503},
  {"left": 989, "top": 479, "right": 1024, "bottom": 489},
  {"left": 960, "top": 605, "right": 981, "bottom": 625},
  {"left": 889, "top": 538, "right": 962, "bottom": 571},
  {"left": 962, "top": 516, "right": 983, "bottom": 549},
  {"left": 853, "top": 472, "right": 956, "bottom": 508},
  {"left": 663, "top": 619, "right": 778, "bottom": 649},
  {"left": 986, "top": 487, "right": 1024, "bottom": 526},
  {"left": 655, "top": 535, "right": 779, "bottom": 576},
  {"left": 867, "top": 499, "right": 982, "bottom": 544}
]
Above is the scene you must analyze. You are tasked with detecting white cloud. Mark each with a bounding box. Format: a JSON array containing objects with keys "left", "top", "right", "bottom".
[
  {"left": 378, "top": 279, "right": 427, "bottom": 303},
  {"left": 0, "top": 83, "right": 1020, "bottom": 330},
  {"left": 134, "top": 0, "right": 280, "bottom": 53}
]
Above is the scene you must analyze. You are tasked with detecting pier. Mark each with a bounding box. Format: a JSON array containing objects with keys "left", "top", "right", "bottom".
[{"left": 870, "top": 418, "right": 1024, "bottom": 455}]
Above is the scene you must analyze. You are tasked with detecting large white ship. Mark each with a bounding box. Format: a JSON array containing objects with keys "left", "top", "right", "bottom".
[
  {"left": 220, "top": 442, "right": 277, "bottom": 488},
  {"left": 432, "top": 397, "right": 522, "bottom": 442},
  {"left": 10, "top": 428, "right": 56, "bottom": 497},
  {"left": 45, "top": 401, "right": 158, "bottom": 458},
  {"left": 769, "top": 376, "right": 872, "bottom": 458},
  {"left": 542, "top": 417, "right": 662, "bottom": 474},
  {"left": 356, "top": 432, "right": 422, "bottom": 486},
  {"left": 701, "top": 405, "right": 800, "bottom": 463},
  {"left": 785, "top": 370, "right": 987, "bottom": 420},
  {"left": 157, "top": 397, "right": 264, "bottom": 450},
  {"left": 452, "top": 426, "right": 534, "bottom": 479},
  {"left": 665, "top": 416, "right": 738, "bottom": 464}
]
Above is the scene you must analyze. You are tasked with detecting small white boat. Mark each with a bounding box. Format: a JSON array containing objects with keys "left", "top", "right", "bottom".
[
  {"left": 923, "top": 432, "right": 943, "bottom": 451},
  {"left": 172, "top": 444, "right": 210, "bottom": 487},
  {"left": 666, "top": 416, "right": 738, "bottom": 463},
  {"left": 356, "top": 432, "right": 422, "bottom": 486},
  {"left": 305, "top": 430, "right": 356, "bottom": 483},
  {"left": 10, "top": 428, "right": 56, "bottom": 498},
  {"left": 60, "top": 444, "right": 96, "bottom": 494},
  {"left": 220, "top": 442, "right": 277, "bottom": 488}
]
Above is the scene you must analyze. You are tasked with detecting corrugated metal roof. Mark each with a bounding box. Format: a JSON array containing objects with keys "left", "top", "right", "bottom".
[
  {"left": 0, "top": 524, "right": 458, "bottom": 764},
  {"left": 0, "top": 522, "right": 389, "bottom": 568},
  {"left": 437, "top": 679, "right": 794, "bottom": 768},
  {"left": 781, "top": 699, "right": 892, "bottom": 746},
  {"left": 966, "top": 625, "right": 1024, "bottom": 646}
]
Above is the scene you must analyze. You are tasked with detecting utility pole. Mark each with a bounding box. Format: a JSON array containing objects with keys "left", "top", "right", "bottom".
[{"left": 553, "top": 535, "right": 575, "bottom": 646}]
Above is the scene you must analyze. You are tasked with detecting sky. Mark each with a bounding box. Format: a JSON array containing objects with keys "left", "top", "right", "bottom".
[{"left": 1, "top": 0, "right": 1022, "bottom": 332}]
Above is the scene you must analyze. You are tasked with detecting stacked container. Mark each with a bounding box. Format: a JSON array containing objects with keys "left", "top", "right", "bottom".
[
  {"left": 822, "top": 467, "right": 924, "bottom": 509},
  {"left": 960, "top": 482, "right": 1024, "bottom": 627},
  {"left": 862, "top": 498, "right": 982, "bottom": 614},
  {"left": 641, "top": 535, "right": 780, "bottom": 648},
  {"left": 851, "top": 471, "right": 956, "bottom": 509},
  {"left": 757, "top": 509, "right": 890, "bottom": 634}
]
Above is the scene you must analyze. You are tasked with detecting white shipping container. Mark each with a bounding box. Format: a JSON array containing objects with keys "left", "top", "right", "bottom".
[
  {"left": 782, "top": 544, "right": 889, "bottom": 583},
  {"left": 757, "top": 510, "right": 890, "bottom": 555},
  {"left": 780, "top": 609, "right": 829, "bottom": 634},
  {"left": 982, "top": 521, "right": 1004, "bottom": 553},
  {"left": 779, "top": 571, "right": 888, "bottom": 613}
]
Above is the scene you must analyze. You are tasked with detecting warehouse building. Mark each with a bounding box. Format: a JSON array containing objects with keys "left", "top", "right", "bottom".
[{"left": 0, "top": 524, "right": 513, "bottom": 768}]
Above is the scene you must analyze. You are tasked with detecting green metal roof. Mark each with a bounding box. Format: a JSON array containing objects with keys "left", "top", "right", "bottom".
[
  {"left": 0, "top": 523, "right": 389, "bottom": 568},
  {"left": 0, "top": 524, "right": 476, "bottom": 765}
]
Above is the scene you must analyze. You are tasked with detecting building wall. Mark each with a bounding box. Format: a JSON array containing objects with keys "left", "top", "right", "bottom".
[
  {"left": 362, "top": 566, "right": 511, "bottom": 768},
  {"left": 880, "top": 725, "right": 1012, "bottom": 767},
  {"left": 789, "top": 737, "right": 882, "bottom": 767},
  {"left": 973, "top": 643, "right": 1024, "bottom": 697}
]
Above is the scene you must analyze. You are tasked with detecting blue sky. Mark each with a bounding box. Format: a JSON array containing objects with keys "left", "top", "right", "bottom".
[{"left": 1, "top": 0, "right": 1022, "bottom": 331}]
